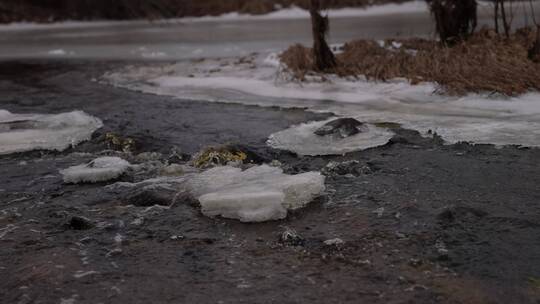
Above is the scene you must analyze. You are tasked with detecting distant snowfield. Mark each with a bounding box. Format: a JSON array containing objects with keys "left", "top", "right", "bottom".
[
  {"left": 103, "top": 52, "right": 540, "bottom": 154},
  {"left": 0, "top": 1, "right": 428, "bottom": 31}
]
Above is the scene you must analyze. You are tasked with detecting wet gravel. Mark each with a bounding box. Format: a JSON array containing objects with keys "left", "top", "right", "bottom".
[{"left": 1, "top": 61, "right": 540, "bottom": 304}]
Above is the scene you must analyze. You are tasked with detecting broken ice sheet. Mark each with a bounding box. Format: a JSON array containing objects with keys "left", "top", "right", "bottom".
[
  {"left": 0, "top": 110, "right": 103, "bottom": 155},
  {"left": 61, "top": 157, "right": 131, "bottom": 184},
  {"left": 267, "top": 119, "right": 394, "bottom": 156},
  {"left": 187, "top": 165, "right": 326, "bottom": 222},
  {"left": 111, "top": 164, "right": 326, "bottom": 223}
]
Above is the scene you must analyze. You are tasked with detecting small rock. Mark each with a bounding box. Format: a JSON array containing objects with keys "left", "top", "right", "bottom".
[
  {"left": 136, "top": 152, "right": 162, "bottom": 162},
  {"left": 167, "top": 146, "right": 188, "bottom": 163},
  {"left": 279, "top": 227, "right": 304, "bottom": 246},
  {"left": 405, "top": 284, "right": 428, "bottom": 292},
  {"left": 159, "top": 164, "right": 185, "bottom": 176},
  {"left": 322, "top": 160, "right": 361, "bottom": 176},
  {"left": 435, "top": 240, "right": 450, "bottom": 261},
  {"left": 130, "top": 217, "right": 145, "bottom": 226},
  {"left": 126, "top": 185, "right": 177, "bottom": 207},
  {"left": 314, "top": 118, "right": 366, "bottom": 138},
  {"left": 373, "top": 207, "right": 385, "bottom": 218},
  {"left": 269, "top": 160, "right": 282, "bottom": 167},
  {"left": 408, "top": 258, "right": 423, "bottom": 268},
  {"left": 67, "top": 216, "right": 94, "bottom": 230},
  {"left": 106, "top": 248, "right": 123, "bottom": 257},
  {"left": 323, "top": 238, "right": 345, "bottom": 246},
  {"left": 395, "top": 232, "right": 407, "bottom": 239}
]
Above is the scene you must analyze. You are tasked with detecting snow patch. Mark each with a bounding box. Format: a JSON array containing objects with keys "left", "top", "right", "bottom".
[
  {"left": 0, "top": 110, "right": 103, "bottom": 155},
  {"left": 268, "top": 119, "right": 394, "bottom": 156},
  {"left": 61, "top": 157, "right": 131, "bottom": 184}
]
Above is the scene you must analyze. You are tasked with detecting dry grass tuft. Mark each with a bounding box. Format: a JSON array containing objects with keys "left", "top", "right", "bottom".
[
  {"left": 280, "top": 28, "right": 540, "bottom": 95},
  {"left": 280, "top": 44, "right": 314, "bottom": 80}
]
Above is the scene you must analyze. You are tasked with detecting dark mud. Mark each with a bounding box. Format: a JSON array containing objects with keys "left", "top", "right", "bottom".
[{"left": 1, "top": 61, "right": 540, "bottom": 304}]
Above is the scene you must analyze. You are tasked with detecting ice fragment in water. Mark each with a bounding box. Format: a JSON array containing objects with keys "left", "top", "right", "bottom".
[
  {"left": 268, "top": 119, "right": 394, "bottom": 156},
  {"left": 0, "top": 110, "right": 103, "bottom": 155},
  {"left": 187, "top": 165, "right": 325, "bottom": 222},
  {"left": 61, "top": 157, "right": 130, "bottom": 184}
]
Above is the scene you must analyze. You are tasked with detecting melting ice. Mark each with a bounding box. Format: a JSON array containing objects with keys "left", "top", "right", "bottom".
[
  {"left": 111, "top": 164, "right": 325, "bottom": 223},
  {"left": 268, "top": 119, "right": 394, "bottom": 156},
  {"left": 61, "top": 157, "right": 131, "bottom": 184},
  {"left": 187, "top": 165, "right": 325, "bottom": 222},
  {"left": 0, "top": 110, "right": 103, "bottom": 155}
]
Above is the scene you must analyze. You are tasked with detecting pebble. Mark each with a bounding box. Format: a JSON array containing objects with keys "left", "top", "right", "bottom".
[{"left": 323, "top": 238, "right": 345, "bottom": 246}]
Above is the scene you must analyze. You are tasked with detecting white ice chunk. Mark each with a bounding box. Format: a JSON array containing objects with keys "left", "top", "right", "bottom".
[
  {"left": 199, "top": 188, "right": 287, "bottom": 222},
  {"left": 391, "top": 41, "right": 403, "bottom": 49},
  {"left": 268, "top": 119, "right": 394, "bottom": 156},
  {"left": 0, "top": 110, "right": 103, "bottom": 155},
  {"left": 48, "top": 49, "right": 67, "bottom": 55},
  {"left": 186, "top": 165, "right": 325, "bottom": 222},
  {"left": 61, "top": 157, "right": 131, "bottom": 184}
]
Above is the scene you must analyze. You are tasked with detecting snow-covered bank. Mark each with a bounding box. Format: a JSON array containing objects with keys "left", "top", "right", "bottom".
[
  {"left": 0, "top": 110, "right": 103, "bottom": 155},
  {"left": 103, "top": 53, "right": 540, "bottom": 153},
  {"left": 0, "top": 1, "right": 427, "bottom": 31}
]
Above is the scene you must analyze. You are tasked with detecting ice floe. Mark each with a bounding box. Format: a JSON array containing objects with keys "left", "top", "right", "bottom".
[
  {"left": 103, "top": 52, "right": 540, "bottom": 150},
  {"left": 111, "top": 164, "right": 325, "bottom": 223},
  {"left": 268, "top": 119, "right": 394, "bottom": 156},
  {"left": 187, "top": 165, "right": 325, "bottom": 222},
  {"left": 0, "top": 110, "right": 103, "bottom": 155},
  {"left": 61, "top": 157, "right": 131, "bottom": 184}
]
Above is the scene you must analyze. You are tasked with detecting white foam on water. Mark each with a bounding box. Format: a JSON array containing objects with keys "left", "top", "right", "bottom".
[
  {"left": 0, "top": 110, "right": 103, "bottom": 155},
  {"left": 61, "top": 157, "right": 131, "bottom": 184}
]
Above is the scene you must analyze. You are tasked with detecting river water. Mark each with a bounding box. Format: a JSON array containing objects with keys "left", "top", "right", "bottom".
[{"left": 0, "top": 1, "right": 537, "bottom": 60}]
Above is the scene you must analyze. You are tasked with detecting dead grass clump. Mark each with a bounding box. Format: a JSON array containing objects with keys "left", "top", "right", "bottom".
[
  {"left": 279, "top": 44, "right": 314, "bottom": 80},
  {"left": 280, "top": 29, "right": 540, "bottom": 95}
]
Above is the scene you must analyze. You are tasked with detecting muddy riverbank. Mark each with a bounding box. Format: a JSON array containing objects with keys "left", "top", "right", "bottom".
[{"left": 1, "top": 61, "right": 540, "bottom": 303}]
